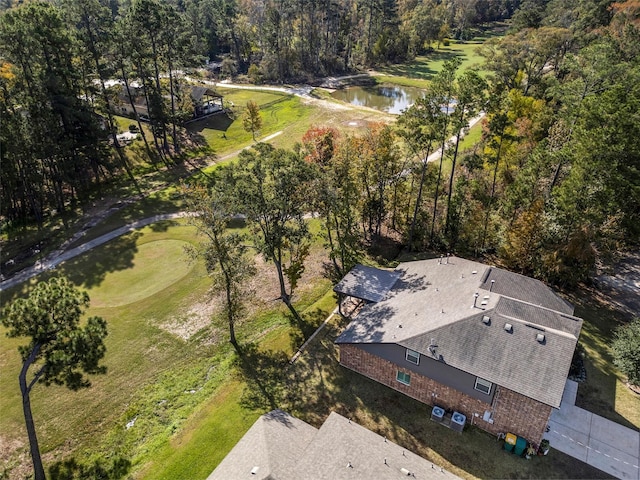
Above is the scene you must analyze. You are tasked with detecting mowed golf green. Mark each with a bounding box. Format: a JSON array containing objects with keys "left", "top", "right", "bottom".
[{"left": 88, "top": 240, "right": 193, "bottom": 308}]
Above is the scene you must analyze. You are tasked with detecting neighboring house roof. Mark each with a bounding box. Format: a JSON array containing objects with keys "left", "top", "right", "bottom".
[
  {"left": 190, "top": 86, "right": 222, "bottom": 102},
  {"left": 207, "top": 409, "right": 317, "bottom": 480},
  {"left": 333, "top": 264, "right": 401, "bottom": 302},
  {"left": 207, "top": 410, "right": 461, "bottom": 480},
  {"left": 335, "top": 257, "right": 582, "bottom": 408}
]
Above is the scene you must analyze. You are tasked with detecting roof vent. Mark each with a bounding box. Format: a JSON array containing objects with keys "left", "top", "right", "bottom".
[
  {"left": 429, "top": 338, "right": 438, "bottom": 356},
  {"left": 401, "top": 467, "right": 411, "bottom": 475},
  {"left": 536, "top": 333, "right": 545, "bottom": 343},
  {"left": 251, "top": 466, "right": 259, "bottom": 475},
  {"left": 482, "top": 315, "right": 490, "bottom": 325},
  {"left": 472, "top": 270, "right": 477, "bottom": 275},
  {"left": 504, "top": 323, "right": 513, "bottom": 333}
]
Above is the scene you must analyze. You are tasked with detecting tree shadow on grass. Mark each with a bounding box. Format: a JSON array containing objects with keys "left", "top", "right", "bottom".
[
  {"left": 287, "top": 307, "right": 329, "bottom": 355},
  {"left": 235, "top": 342, "right": 291, "bottom": 412},
  {"left": 380, "top": 50, "right": 467, "bottom": 80},
  {"left": 56, "top": 232, "right": 141, "bottom": 289},
  {"left": 186, "top": 113, "right": 234, "bottom": 135},
  {"left": 49, "top": 455, "right": 131, "bottom": 480},
  {"left": 566, "top": 289, "right": 639, "bottom": 431}
]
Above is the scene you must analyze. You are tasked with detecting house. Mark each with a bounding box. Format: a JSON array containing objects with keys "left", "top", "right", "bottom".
[
  {"left": 207, "top": 409, "right": 461, "bottom": 480},
  {"left": 190, "top": 86, "right": 224, "bottom": 118},
  {"left": 112, "top": 83, "right": 223, "bottom": 121},
  {"left": 334, "top": 257, "right": 582, "bottom": 446}
]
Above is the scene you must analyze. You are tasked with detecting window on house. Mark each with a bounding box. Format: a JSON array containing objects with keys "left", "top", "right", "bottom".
[
  {"left": 406, "top": 349, "right": 420, "bottom": 365},
  {"left": 475, "top": 377, "right": 492, "bottom": 394},
  {"left": 396, "top": 371, "right": 411, "bottom": 385}
]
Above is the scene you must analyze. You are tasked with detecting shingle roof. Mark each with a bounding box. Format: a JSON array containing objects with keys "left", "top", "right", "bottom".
[
  {"left": 207, "top": 409, "right": 318, "bottom": 480},
  {"left": 480, "top": 267, "right": 574, "bottom": 314},
  {"left": 208, "top": 410, "right": 461, "bottom": 480},
  {"left": 190, "top": 86, "right": 222, "bottom": 102},
  {"left": 333, "top": 264, "right": 401, "bottom": 303},
  {"left": 335, "top": 257, "right": 582, "bottom": 408}
]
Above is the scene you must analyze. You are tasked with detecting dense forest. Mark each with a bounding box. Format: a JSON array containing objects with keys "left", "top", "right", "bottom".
[{"left": 1, "top": 0, "right": 639, "bottom": 286}]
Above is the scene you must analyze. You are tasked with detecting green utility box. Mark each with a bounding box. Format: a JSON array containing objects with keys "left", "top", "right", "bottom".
[{"left": 514, "top": 436, "right": 527, "bottom": 456}]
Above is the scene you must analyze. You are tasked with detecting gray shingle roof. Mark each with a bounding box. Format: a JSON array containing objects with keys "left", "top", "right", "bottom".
[
  {"left": 480, "top": 267, "right": 574, "bottom": 314},
  {"left": 335, "top": 257, "right": 582, "bottom": 408},
  {"left": 190, "top": 86, "right": 222, "bottom": 102},
  {"left": 333, "top": 264, "right": 401, "bottom": 302},
  {"left": 208, "top": 410, "right": 461, "bottom": 480},
  {"left": 206, "top": 409, "right": 318, "bottom": 480}
]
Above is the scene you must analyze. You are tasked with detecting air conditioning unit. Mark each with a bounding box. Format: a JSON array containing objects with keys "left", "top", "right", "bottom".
[
  {"left": 431, "top": 406, "right": 445, "bottom": 422},
  {"left": 451, "top": 411, "right": 466, "bottom": 432}
]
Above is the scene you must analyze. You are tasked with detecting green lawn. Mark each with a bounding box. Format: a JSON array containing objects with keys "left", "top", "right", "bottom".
[
  {"left": 374, "top": 36, "right": 493, "bottom": 87},
  {"left": 0, "top": 218, "right": 334, "bottom": 479},
  {"left": 568, "top": 289, "right": 640, "bottom": 431}
]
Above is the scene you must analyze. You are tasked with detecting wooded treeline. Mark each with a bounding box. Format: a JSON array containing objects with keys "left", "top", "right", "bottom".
[
  {"left": 1, "top": 0, "right": 639, "bottom": 287},
  {"left": 0, "top": 0, "right": 514, "bottom": 228}
]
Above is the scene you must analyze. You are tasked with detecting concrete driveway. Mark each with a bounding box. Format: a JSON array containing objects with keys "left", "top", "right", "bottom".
[{"left": 547, "top": 380, "right": 639, "bottom": 479}]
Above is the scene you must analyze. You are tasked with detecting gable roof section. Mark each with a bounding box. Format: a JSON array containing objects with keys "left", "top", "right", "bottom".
[
  {"left": 291, "top": 412, "right": 460, "bottom": 479},
  {"left": 335, "top": 257, "right": 582, "bottom": 408},
  {"left": 480, "top": 267, "right": 574, "bottom": 315},
  {"left": 333, "top": 264, "right": 401, "bottom": 303},
  {"left": 400, "top": 301, "right": 581, "bottom": 407},
  {"left": 207, "top": 409, "right": 317, "bottom": 480},
  {"left": 208, "top": 410, "right": 461, "bottom": 480},
  {"left": 190, "top": 86, "right": 222, "bottom": 102}
]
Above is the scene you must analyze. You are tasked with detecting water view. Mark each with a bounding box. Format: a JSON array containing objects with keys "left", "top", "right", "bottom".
[{"left": 330, "top": 84, "right": 425, "bottom": 114}]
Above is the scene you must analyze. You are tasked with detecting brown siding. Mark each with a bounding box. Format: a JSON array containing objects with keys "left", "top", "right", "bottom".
[{"left": 339, "top": 344, "right": 552, "bottom": 445}]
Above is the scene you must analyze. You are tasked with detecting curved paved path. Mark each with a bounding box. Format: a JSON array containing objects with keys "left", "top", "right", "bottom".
[{"left": 0, "top": 213, "right": 189, "bottom": 292}]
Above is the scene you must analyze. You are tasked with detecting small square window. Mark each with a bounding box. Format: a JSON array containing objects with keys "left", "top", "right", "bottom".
[
  {"left": 475, "top": 377, "right": 492, "bottom": 394},
  {"left": 396, "top": 371, "right": 411, "bottom": 385},
  {"left": 406, "top": 349, "right": 420, "bottom": 365}
]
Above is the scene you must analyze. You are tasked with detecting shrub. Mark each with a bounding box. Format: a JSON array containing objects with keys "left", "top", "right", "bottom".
[
  {"left": 248, "top": 64, "right": 263, "bottom": 85},
  {"left": 612, "top": 318, "right": 640, "bottom": 387}
]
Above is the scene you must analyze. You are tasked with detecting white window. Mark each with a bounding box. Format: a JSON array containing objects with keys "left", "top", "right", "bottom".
[
  {"left": 406, "top": 349, "right": 420, "bottom": 365},
  {"left": 396, "top": 371, "right": 411, "bottom": 385},
  {"left": 475, "top": 377, "right": 492, "bottom": 394}
]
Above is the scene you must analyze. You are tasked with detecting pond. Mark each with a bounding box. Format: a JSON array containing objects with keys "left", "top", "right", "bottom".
[{"left": 330, "top": 84, "right": 425, "bottom": 114}]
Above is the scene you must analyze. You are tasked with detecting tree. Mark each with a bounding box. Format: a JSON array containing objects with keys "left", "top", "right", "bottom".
[
  {"left": 429, "top": 58, "right": 460, "bottom": 243},
  {"left": 242, "top": 100, "right": 262, "bottom": 141},
  {"left": 181, "top": 183, "right": 256, "bottom": 349},
  {"left": 220, "top": 143, "right": 315, "bottom": 323},
  {"left": 303, "top": 127, "right": 362, "bottom": 279},
  {"left": 396, "top": 85, "right": 445, "bottom": 250},
  {"left": 444, "top": 69, "right": 487, "bottom": 238},
  {"left": 612, "top": 318, "right": 640, "bottom": 387},
  {"left": 1, "top": 277, "right": 108, "bottom": 480}
]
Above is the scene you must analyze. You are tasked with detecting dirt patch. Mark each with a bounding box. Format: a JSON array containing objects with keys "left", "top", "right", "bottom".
[
  {"left": 159, "top": 246, "right": 329, "bottom": 341},
  {"left": 0, "top": 435, "right": 30, "bottom": 479},
  {"left": 159, "top": 299, "right": 220, "bottom": 341}
]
